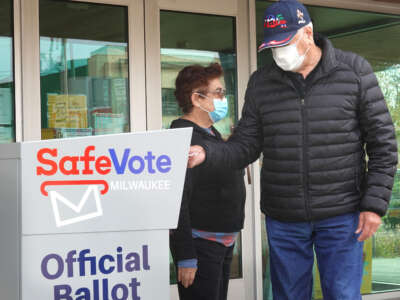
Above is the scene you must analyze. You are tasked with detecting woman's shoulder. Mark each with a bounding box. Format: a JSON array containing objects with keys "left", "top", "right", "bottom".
[
  {"left": 170, "top": 118, "right": 196, "bottom": 129},
  {"left": 169, "top": 118, "right": 206, "bottom": 144}
]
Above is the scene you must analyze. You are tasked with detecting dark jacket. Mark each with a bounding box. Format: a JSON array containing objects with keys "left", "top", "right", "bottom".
[
  {"left": 202, "top": 35, "right": 397, "bottom": 222},
  {"left": 170, "top": 119, "right": 246, "bottom": 261}
]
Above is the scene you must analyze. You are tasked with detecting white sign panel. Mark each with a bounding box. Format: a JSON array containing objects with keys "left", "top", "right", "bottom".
[
  {"left": 22, "top": 231, "right": 169, "bottom": 300},
  {"left": 20, "top": 128, "right": 192, "bottom": 234}
]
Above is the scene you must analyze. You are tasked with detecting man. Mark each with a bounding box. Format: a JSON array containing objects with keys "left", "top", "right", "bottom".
[{"left": 188, "top": 0, "right": 398, "bottom": 299}]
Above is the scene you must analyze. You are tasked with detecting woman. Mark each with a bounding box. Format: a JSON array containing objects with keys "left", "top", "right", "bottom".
[{"left": 169, "top": 63, "right": 246, "bottom": 300}]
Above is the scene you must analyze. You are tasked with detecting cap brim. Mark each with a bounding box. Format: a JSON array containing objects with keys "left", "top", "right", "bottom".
[{"left": 258, "top": 32, "right": 296, "bottom": 52}]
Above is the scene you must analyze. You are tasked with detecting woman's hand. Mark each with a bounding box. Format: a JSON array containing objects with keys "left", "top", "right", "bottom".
[{"left": 178, "top": 267, "right": 197, "bottom": 288}]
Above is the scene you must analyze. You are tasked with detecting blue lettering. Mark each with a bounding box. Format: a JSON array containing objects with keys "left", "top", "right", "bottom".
[
  {"left": 111, "top": 284, "right": 129, "bottom": 300},
  {"left": 109, "top": 149, "right": 171, "bottom": 174},
  {"left": 41, "top": 254, "right": 64, "bottom": 280},
  {"left": 144, "top": 151, "right": 156, "bottom": 174},
  {"left": 156, "top": 155, "right": 171, "bottom": 173},
  {"left": 94, "top": 279, "right": 100, "bottom": 300},
  {"left": 128, "top": 156, "right": 145, "bottom": 174},
  {"left": 102, "top": 278, "right": 109, "bottom": 300},
  {"left": 129, "top": 278, "right": 141, "bottom": 300},
  {"left": 54, "top": 285, "right": 72, "bottom": 300},
  {"left": 99, "top": 255, "right": 115, "bottom": 275},
  {"left": 76, "top": 288, "right": 90, "bottom": 300},
  {"left": 117, "top": 247, "right": 123, "bottom": 273},
  {"left": 65, "top": 250, "right": 77, "bottom": 278},
  {"left": 109, "top": 149, "right": 130, "bottom": 174},
  {"left": 143, "top": 245, "right": 150, "bottom": 270},
  {"left": 125, "top": 252, "right": 140, "bottom": 272},
  {"left": 78, "top": 249, "right": 96, "bottom": 276}
]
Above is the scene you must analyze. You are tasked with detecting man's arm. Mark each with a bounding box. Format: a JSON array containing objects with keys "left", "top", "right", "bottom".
[
  {"left": 189, "top": 74, "right": 264, "bottom": 169},
  {"left": 356, "top": 57, "right": 398, "bottom": 241},
  {"left": 358, "top": 57, "right": 398, "bottom": 215}
]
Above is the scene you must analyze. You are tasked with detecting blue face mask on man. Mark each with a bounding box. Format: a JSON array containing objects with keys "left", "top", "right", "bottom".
[{"left": 195, "top": 94, "right": 229, "bottom": 123}]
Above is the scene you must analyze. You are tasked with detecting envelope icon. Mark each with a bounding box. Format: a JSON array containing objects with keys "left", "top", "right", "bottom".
[
  {"left": 50, "top": 185, "right": 103, "bottom": 227},
  {"left": 41, "top": 180, "right": 109, "bottom": 227}
]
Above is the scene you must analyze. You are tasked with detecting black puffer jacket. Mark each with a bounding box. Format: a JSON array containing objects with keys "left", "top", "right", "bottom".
[
  {"left": 170, "top": 119, "right": 246, "bottom": 261},
  {"left": 203, "top": 35, "right": 397, "bottom": 222}
]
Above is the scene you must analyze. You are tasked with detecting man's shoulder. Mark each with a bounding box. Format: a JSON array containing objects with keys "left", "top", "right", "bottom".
[
  {"left": 248, "top": 64, "right": 277, "bottom": 87},
  {"left": 333, "top": 46, "right": 370, "bottom": 75}
]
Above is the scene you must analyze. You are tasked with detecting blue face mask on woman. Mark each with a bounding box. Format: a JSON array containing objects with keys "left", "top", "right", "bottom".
[{"left": 196, "top": 94, "right": 229, "bottom": 123}]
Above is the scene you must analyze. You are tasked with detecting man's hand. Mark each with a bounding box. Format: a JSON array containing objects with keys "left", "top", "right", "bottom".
[
  {"left": 355, "top": 211, "right": 382, "bottom": 242},
  {"left": 178, "top": 267, "right": 197, "bottom": 288},
  {"left": 188, "top": 145, "right": 206, "bottom": 168}
]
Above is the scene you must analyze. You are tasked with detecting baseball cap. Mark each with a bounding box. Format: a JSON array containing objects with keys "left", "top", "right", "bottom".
[{"left": 258, "top": 0, "right": 311, "bottom": 52}]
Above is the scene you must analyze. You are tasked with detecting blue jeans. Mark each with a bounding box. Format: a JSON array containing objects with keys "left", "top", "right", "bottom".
[{"left": 266, "top": 212, "right": 364, "bottom": 300}]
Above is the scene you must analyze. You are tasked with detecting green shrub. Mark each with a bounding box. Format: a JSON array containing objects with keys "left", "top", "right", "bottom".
[{"left": 373, "top": 230, "right": 400, "bottom": 258}]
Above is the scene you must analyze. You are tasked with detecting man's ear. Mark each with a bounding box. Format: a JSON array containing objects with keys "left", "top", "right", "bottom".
[{"left": 304, "top": 25, "right": 314, "bottom": 43}]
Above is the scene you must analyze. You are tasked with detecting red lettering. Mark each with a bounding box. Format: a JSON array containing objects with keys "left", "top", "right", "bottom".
[
  {"left": 80, "top": 146, "right": 95, "bottom": 175},
  {"left": 95, "top": 156, "right": 112, "bottom": 175},
  {"left": 59, "top": 156, "right": 80, "bottom": 175},
  {"left": 36, "top": 148, "right": 58, "bottom": 176}
]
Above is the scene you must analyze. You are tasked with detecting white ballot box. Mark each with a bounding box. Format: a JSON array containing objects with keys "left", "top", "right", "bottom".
[{"left": 0, "top": 128, "right": 192, "bottom": 300}]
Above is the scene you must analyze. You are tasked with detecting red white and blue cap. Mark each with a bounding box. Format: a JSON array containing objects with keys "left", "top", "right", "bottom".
[{"left": 258, "top": 0, "right": 311, "bottom": 52}]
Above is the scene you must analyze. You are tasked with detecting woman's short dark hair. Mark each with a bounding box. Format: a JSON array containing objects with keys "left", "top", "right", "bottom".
[{"left": 174, "top": 63, "right": 223, "bottom": 114}]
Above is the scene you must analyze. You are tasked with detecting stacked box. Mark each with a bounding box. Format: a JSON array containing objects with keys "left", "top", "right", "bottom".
[
  {"left": 55, "top": 128, "right": 93, "bottom": 138},
  {"left": 47, "top": 94, "right": 69, "bottom": 128},
  {"left": 92, "top": 78, "right": 111, "bottom": 108},
  {"left": 92, "top": 112, "right": 125, "bottom": 136},
  {"left": 66, "top": 77, "right": 93, "bottom": 107},
  {"left": 47, "top": 94, "right": 88, "bottom": 129},
  {"left": 67, "top": 95, "right": 87, "bottom": 128},
  {"left": 41, "top": 128, "right": 56, "bottom": 140},
  {"left": 110, "top": 78, "right": 129, "bottom": 120}
]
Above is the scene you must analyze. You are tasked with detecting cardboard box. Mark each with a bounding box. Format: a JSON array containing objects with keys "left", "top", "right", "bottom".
[
  {"left": 92, "top": 112, "right": 125, "bottom": 135},
  {"left": 47, "top": 94, "right": 69, "bottom": 128},
  {"left": 41, "top": 128, "right": 56, "bottom": 140},
  {"left": 55, "top": 128, "right": 93, "bottom": 138},
  {"left": 47, "top": 94, "right": 88, "bottom": 129},
  {"left": 110, "top": 78, "right": 129, "bottom": 118}
]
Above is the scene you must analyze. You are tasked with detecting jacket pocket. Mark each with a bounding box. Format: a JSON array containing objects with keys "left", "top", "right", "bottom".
[
  {"left": 355, "top": 167, "right": 361, "bottom": 193},
  {"left": 354, "top": 153, "right": 361, "bottom": 193}
]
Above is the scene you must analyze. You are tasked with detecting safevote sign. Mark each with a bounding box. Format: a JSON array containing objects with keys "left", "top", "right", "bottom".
[
  {"left": 20, "top": 128, "right": 192, "bottom": 234},
  {"left": 14, "top": 129, "right": 191, "bottom": 300}
]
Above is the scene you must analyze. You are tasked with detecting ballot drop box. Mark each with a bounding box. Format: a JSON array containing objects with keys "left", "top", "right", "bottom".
[{"left": 0, "top": 128, "right": 192, "bottom": 300}]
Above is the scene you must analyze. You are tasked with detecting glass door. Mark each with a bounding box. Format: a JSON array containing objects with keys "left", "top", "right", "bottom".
[
  {"left": 145, "top": 0, "right": 262, "bottom": 299},
  {"left": 20, "top": 0, "right": 147, "bottom": 141}
]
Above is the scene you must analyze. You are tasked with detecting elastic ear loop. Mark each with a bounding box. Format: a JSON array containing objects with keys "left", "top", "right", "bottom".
[{"left": 193, "top": 92, "right": 212, "bottom": 113}]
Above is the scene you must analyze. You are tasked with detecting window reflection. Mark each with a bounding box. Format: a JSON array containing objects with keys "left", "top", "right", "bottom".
[
  {"left": 0, "top": 0, "right": 15, "bottom": 143},
  {"left": 40, "top": 0, "right": 129, "bottom": 139},
  {"left": 160, "top": 11, "right": 238, "bottom": 139}
]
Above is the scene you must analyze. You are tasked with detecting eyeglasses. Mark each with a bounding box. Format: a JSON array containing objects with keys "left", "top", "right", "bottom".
[
  {"left": 194, "top": 88, "right": 227, "bottom": 99},
  {"left": 208, "top": 88, "right": 226, "bottom": 98}
]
